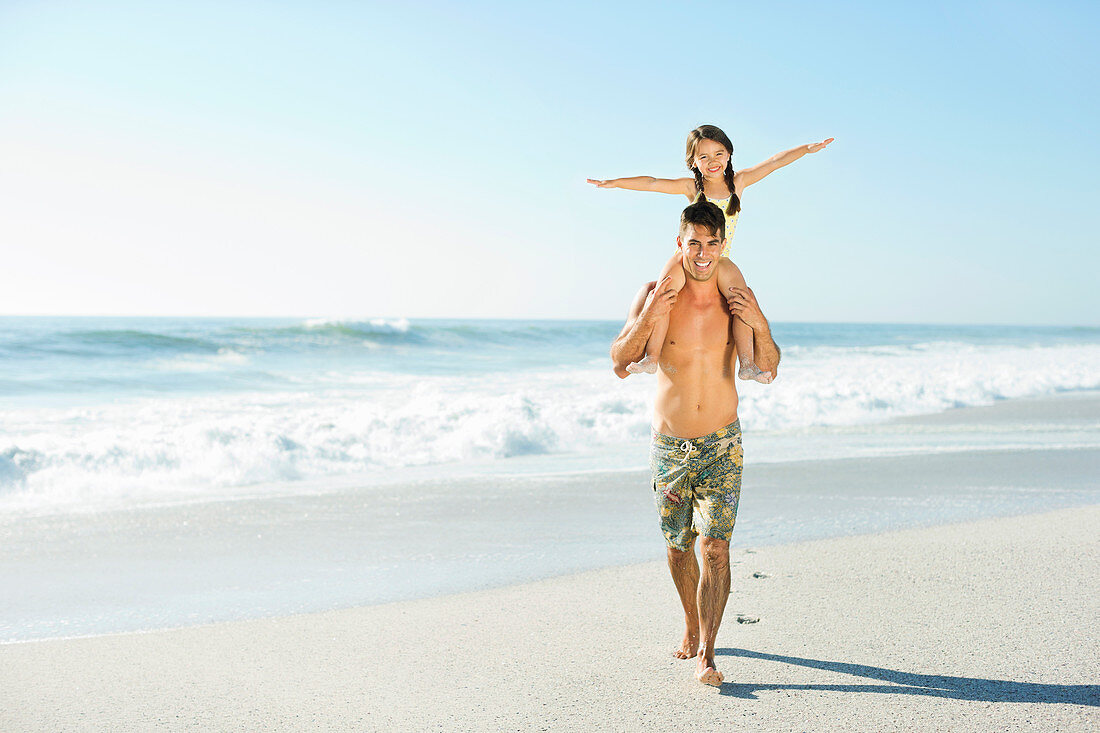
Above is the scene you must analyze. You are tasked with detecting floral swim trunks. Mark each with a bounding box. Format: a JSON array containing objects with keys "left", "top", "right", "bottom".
[{"left": 650, "top": 419, "right": 743, "bottom": 552}]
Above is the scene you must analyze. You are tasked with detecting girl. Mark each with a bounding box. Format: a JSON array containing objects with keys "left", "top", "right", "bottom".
[{"left": 589, "top": 125, "right": 833, "bottom": 381}]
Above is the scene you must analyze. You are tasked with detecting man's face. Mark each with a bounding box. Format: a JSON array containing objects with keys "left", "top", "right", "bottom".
[{"left": 677, "top": 223, "right": 724, "bottom": 282}]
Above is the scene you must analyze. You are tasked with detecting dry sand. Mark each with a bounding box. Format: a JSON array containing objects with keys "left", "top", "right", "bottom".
[{"left": 3, "top": 505, "right": 1098, "bottom": 732}]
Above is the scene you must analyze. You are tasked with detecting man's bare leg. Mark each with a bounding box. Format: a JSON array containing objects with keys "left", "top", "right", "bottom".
[
  {"left": 695, "top": 536, "right": 731, "bottom": 685},
  {"left": 666, "top": 541, "right": 700, "bottom": 659}
]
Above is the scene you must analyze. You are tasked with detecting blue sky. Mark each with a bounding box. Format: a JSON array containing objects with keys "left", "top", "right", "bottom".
[{"left": 1, "top": 0, "right": 1097, "bottom": 324}]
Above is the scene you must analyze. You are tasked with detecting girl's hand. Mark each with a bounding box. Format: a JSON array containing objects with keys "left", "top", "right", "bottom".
[
  {"left": 641, "top": 276, "right": 678, "bottom": 324},
  {"left": 726, "top": 286, "right": 767, "bottom": 331},
  {"left": 586, "top": 178, "right": 615, "bottom": 187},
  {"left": 806, "top": 138, "right": 835, "bottom": 154}
]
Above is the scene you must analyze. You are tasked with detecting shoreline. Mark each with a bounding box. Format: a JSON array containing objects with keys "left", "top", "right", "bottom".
[
  {"left": 3, "top": 505, "right": 1097, "bottom": 731},
  {"left": 3, "top": 444, "right": 1096, "bottom": 643},
  {"left": 2, "top": 391, "right": 1098, "bottom": 643}
]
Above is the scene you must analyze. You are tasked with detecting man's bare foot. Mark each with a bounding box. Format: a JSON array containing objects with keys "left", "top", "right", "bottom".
[
  {"left": 672, "top": 627, "right": 699, "bottom": 659},
  {"left": 738, "top": 361, "right": 773, "bottom": 384},
  {"left": 695, "top": 653, "right": 724, "bottom": 686},
  {"left": 626, "top": 354, "right": 658, "bottom": 375}
]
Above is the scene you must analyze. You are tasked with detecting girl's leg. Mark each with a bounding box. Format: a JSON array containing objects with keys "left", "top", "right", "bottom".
[
  {"left": 733, "top": 317, "right": 773, "bottom": 383},
  {"left": 628, "top": 316, "right": 670, "bottom": 374},
  {"left": 716, "top": 258, "right": 773, "bottom": 384},
  {"left": 627, "top": 250, "right": 685, "bottom": 375}
]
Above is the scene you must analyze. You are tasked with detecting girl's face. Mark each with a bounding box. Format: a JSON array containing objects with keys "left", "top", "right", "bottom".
[{"left": 692, "top": 138, "right": 731, "bottom": 179}]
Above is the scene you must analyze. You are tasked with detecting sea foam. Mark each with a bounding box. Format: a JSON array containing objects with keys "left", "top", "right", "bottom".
[{"left": 2, "top": 339, "right": 1099, "bottom": 513}]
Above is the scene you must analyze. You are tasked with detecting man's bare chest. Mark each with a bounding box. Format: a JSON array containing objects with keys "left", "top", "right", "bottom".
[{"left": 663, "top": 295, "right": 732, "bottom": 355}]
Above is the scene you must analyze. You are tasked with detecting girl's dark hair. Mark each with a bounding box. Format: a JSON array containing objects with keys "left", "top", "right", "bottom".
[
  {"left": 685, "top": 124, "right": 741, "bottom": 217},
  {"left": 679, "top": 200, "right": 726, "bottom": 241}
]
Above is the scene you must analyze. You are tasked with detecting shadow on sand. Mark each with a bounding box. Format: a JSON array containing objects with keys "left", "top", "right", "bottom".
[{"left": 714, "top": 648, "right": 1100, "bottom": 705}]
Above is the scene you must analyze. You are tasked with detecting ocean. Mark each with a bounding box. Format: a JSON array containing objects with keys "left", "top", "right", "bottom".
[{"left": 2, "top": 316, "right": 1100, "bottom": 516}]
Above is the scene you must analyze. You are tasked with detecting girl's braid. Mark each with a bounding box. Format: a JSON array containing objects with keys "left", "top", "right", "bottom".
[
  {"left": 723, "top": 159, "right": 741, "bottom": 215},
  {"left": 692, "top": 166, "right": 706, "bottom": 203}
]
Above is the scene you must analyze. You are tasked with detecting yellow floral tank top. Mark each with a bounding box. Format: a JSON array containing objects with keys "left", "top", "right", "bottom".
[{"left": 705, "top": 194, "right": 739, "bottom": 258}]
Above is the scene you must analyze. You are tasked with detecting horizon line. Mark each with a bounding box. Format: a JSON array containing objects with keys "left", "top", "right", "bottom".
[{"left": 1, "top": 314, "right": 1097, "bottom": 329}]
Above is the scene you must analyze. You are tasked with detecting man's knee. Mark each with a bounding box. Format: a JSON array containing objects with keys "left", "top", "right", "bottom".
[
  {"left": 666, "top": 541, "right": 695, "bottom": 566},
  {"left": 700, "top": 537, "right": 729, "bottom": 569}
]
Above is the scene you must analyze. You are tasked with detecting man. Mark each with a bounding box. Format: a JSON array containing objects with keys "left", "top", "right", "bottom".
[{"left": 610, "top": 200, "right": 780, "bottom": 686}]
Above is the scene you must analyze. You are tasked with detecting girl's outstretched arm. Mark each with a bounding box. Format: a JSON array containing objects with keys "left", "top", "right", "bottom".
[
  {"left": 587, "top": 176, "right": 695, "bottom": 197},
  {"left": 735, "top": 138, "right": 834, "bottom": 189}
]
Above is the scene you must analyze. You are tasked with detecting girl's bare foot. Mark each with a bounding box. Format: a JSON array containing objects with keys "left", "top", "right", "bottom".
[
  {"left": 738, "top": 361, "right": 773, "bottom": 384},
  {"left": 626, "top": 354, "right": 658, "bottom": 375},
  {"left": 695, "top": 652, "right": 724, "bottom": 686},
  {"left": 673, "top": 627, "right": 699, "bottom": 659}
]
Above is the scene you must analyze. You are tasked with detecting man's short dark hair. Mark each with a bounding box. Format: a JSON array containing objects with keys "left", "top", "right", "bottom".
[{"left": 679, "top": 200, "right": 726, "bottom": 240}]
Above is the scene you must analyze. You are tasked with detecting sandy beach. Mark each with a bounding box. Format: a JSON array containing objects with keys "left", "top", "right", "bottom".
[{"left": 3, "top": 504, "right": 1097, "bottom": 732}]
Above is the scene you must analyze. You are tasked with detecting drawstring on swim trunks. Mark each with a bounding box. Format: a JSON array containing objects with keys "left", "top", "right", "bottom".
[{"left": 679, "top": 440, "right": 697, "bottom": 464}]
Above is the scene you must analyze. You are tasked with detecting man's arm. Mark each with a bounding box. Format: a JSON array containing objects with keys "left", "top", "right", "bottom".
[
  {"left": 726, "top": 286, "right": 781, "bottom": 375},
  {"left": 752, "top": 321, "right": 780, "bottom": 375},
  {"left": 610, "top": 276, "right": 678, "bottom": 378}
]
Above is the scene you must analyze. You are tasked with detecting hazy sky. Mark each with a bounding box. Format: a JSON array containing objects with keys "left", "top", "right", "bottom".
[{"left": 1, "top": 1, "right": 1097, "bottom": 324}]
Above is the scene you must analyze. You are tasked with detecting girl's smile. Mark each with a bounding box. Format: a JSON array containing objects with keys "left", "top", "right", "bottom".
[{"left": 692, "top": 138, "right": 731, "bottom": 179}]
